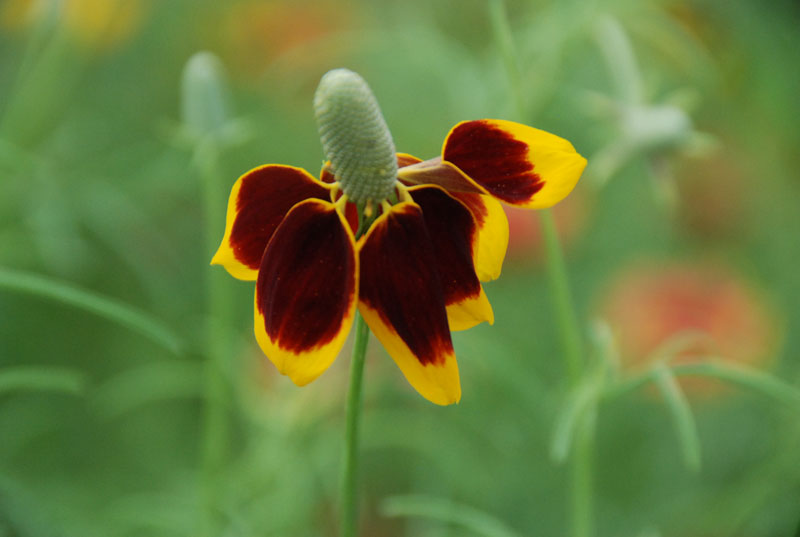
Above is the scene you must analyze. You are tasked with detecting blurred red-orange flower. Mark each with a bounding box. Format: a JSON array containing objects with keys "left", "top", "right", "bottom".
[
  {"left": 599, "top": 262, "right": 780, "bottom": 395},
  {"left": 221, "top": 1, "right": 357, "bottom": 81}
]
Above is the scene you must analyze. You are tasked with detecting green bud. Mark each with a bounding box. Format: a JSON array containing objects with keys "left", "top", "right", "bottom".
[
  {"left": 313, "top": 69, "right": 398, "bottom": 204},
  {"left": 181, "top": 51, "right": 231, "bottom": 139}
]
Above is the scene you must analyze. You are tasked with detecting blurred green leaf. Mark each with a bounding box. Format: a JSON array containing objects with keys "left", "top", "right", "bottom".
[
  {"left": 649, "top": 330, "right": 716, "bottom": 362},
  {"left": 382, "top": 494, "right": 524, "bottom": 537},
  {"left": 0, "top": 366, "right": 85, "bottom": 396},
  {"left": 653, "top": 363, "right": 702, "bottom": 472},
  {"left": 594, "top": 15, "right": 643, "bottom": 105},
  {"left": 104, "top": 492, "right": 196, "bottom": 536},
  {"left": 0, "top": 268, "right": 183, "bottom": 354},
  {"left": 0, "top": 476, "right": 67, "bottom": 537},
  {"left": 590, "top": 320, "right": 621, "bottom": 379},
  {"left": 671, "top": 361, "right": 800, "bottom": 410},
  {"left": 607, "top": 359, "right": 800, "bottom": 413},
  {"left": 551, "top": 370, "right": 602, "bottom": 464},
  {"left": 92, "top": 360, "right": 202, "bottom": 419}
]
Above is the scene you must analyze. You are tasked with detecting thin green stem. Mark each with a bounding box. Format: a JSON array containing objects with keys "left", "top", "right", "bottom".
[
  {"left": 340, "top": 312, "right": 370, "bottom": 537},
  {"left": 488, "top": 2, "right": 591, "bottom": 536},
  {"left": 570, "top": 416, "right": 594, "bottom": 537},
  {"left": 199, "top": 143, "right": 231, "bottom": 535},
  {"left": 539, "top": 211, "right": 585, "bottom": 384},
  {"left": 488, "top": 0, "right": 527, "bottom": 120}
]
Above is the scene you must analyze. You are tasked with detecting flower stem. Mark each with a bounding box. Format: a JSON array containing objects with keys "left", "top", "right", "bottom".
[{"left": 340, "top": 312, "right": 370, "bottom": 537}]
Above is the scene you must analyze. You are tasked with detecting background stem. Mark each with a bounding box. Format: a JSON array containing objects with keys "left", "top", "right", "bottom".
[
  {"left": 199, "top": 144, "right": 231, "bottom": 535},
  {"left": 488, "top": 2, "right": 592, "bottom": 536},
  {"left": 539, "top": 211, "right": 585, "bottom": 384},
  {"left": 570, "top": 419, "right": 594, "bottom": 537}
]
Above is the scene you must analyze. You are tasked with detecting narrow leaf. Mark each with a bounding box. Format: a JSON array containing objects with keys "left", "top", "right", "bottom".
[
  {"left": 0, "top": 268, "right": 182, "bottom": 354},
  {"left": 0, "top": 366, "right": 85, "bottom": 396},
  {"left": 382, "top": 494, "right": 524, "bottom": 537},
  {"left": 653, "top": 363, "right": 701, "bottom": 472},
  {"left": 594, "top": 16, "right": 643, "bottom": 104},
  {"left": 551, "top": 378, "right": 600, "bottom": 464},
  {"left": 92, "top": 361, "right": 202, "bottom": 419},
  {"left": 672, "top": 360, "right": 800, "bottom": 410}
]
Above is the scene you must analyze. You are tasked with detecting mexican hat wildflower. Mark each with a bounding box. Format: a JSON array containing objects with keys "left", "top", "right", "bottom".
[{"left": 212, "top": 68, "right": 586, "bottom": 405}]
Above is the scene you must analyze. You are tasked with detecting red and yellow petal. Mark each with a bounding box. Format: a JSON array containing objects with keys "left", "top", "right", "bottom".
[
  {"left": 319, "top": 161, "right": 336, "bottom": 184},
  {"left": 211, "top": 165, "right": 332, "bottom": 280},
  {"left": 254, "top": 199, "right": 358, "bottom": 386},
  {"left": 441, "top": 119, "right": 587, "bottom": 209},
  {"left": 357, "top": 202, "right": 460, "bottom": 405},
  {"left": 398, "top": 154, "right": 508, "bottom": 282},
  {"left": 407, "top": 185, "right": 493, "bottom": 331},
  {"left": 447, "top": 192, "right": 508, "bottom": 282},
  {"left": 396, "top": 153, "right": 422, "bottom": 168}
]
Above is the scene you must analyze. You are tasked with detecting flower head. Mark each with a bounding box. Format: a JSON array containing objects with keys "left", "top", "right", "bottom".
[{"left": 212, "top": 69, "right": 586, "bottom": 405}]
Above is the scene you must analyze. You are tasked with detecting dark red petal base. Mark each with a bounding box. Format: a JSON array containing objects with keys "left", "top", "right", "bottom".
[
  {"left": 443, "top": 120, "right": 544, "bottom": 204},
  {"left": 231, "top": 166, "right": 329, "bottom": 271},
  {"left": 409, "top": 187, "right": 481, "bottom": 308},
  {"left": 359, "top": 204, "right": 454, "bottom": 366},
  {"left": 256, "top": 200, "right": 357, "bottom": 352}
]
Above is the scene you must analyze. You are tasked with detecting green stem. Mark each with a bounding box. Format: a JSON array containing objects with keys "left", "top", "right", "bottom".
[
  {"left": 487, "top": 0, "right": 527, "bottom": 120},
  {"left": 199, "top": 143, "right": 231, "bottom": 535},
  {"left": 488, "top": 2, "right": 591, "bottom": 536},
  {"left": 539, "top": 211, "right": 584, "bottom": 384},
  {"left": 340, "top": 312, "right": 370, "bottom": 537},
  {"left": 570, "top": 414, "right": 594, "bottom": 537}
]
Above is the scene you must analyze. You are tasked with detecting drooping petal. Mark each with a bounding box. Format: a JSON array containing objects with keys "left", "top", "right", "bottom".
[
  {"left": 408, "top": 185, "right": 493, "bottom": 330},
  {"left": 447, "top": 192, "right": 509, "bottom": 282},
  {"left": 254, "top": 199, "right": 358, "bottom": 386},
  {"left": 441, "top": 119, "right": 587, "bottom": 208},
  {"left": 357, "top": 202, "right": 461, "bottom": 405},
  {"left": 398, "top": 155, "right": 509, "bottom": 282},
  {"left": 212, "top": 165, "right": 332, "bottom": 280}
]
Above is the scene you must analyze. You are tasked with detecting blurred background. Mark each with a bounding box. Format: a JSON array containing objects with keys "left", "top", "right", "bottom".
[{"left": 1, "top": 0, "right": 799, "bottom": 536}]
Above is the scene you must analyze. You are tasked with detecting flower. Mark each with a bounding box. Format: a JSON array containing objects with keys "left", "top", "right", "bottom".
[{"left": 211, "top": 69, "right": 586, "bottom": 405}]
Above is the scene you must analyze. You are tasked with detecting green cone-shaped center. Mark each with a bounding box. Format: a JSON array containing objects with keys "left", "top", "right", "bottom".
[{"left": 313, "top": 69, "right": 398, "bottom": 204}]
